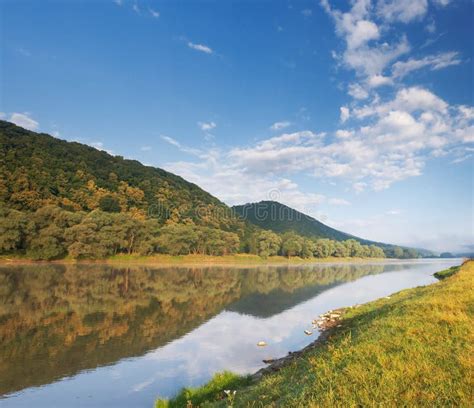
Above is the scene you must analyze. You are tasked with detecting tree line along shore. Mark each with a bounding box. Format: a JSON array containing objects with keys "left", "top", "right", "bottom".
[{"left": 0, "top": 205, "right": 422, "bottom": 261}]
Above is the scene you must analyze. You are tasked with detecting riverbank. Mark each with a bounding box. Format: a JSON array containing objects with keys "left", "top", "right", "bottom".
[
  {"left": 0, "top": 253, "right": 394, "bottom": 267},
  {"left": 156, "top": 260, "right": 473, "bottom": 407}
]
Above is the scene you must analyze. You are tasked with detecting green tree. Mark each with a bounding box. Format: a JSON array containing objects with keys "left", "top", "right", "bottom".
[
  {"left": 0, "top": 207, "right": 31, "bottom": 252},
  {"left": 301, "top": 239, "right": 317, "bottom": 258},
  {"left": 314, "top": 239, "right": 334, "bottom": 258},
  {"left": 369, "top": 245, "right": 385, "bottom": 258},
  {"left": 333, "top": 241, "right": 350, "bottom": 257},
  {"left": 256, "top": 231, "right": 282, "bottom": 258},
  {"left": 99, "top": 195, "right": 121, "bottom": 213},
  {"left": 281, "top": 233, "right": 303, "bottom": 257},
  {"left": 157, "top": 225, "right": 199, "bottom": 255}
]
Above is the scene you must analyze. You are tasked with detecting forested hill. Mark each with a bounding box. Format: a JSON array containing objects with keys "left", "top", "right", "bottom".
[
  {"left": 0, "top": 120, "right": 240, "bottom": 231},
  {"left": 232, "top": 201, "right": 410, "bottom": 253},
  {"left": 0, "top": 120, "right": 424, "bottom": 260}
]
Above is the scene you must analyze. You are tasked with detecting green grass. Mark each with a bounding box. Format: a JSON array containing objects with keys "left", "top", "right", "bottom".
[
  {"left": 155, "top": 260, "right": 473, "bottom": 407},
  {"left": 434, "top": 265, "right": 460, "bottom": 280},
  {"left": 155, "top": 372, "right": 252, "bottom": 408}
]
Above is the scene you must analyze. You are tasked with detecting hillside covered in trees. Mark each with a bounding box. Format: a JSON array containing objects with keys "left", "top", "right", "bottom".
[
  {"left": 0, "top": 121, "right": 419, "bottom": 260},
  {"left": 233, "top": 201, "right": 426, "bottom": 257}
]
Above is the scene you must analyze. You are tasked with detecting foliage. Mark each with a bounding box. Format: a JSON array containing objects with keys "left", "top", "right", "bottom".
[
  {"left": 0, "top": 120, "right": 248, "bottom": 232},
  {"left": 169, "top": 261, "right": 473, "bottom": 407},
  {"left": 256, "top": 230, "right": 281, "bottom": 258},
  {"left": 0, "top": 204, "right": 390, "bottom": 260}
]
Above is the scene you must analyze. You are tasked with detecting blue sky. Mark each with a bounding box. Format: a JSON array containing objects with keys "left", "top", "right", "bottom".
[{"left": 1, "top": 0, "right": 473, "bottom": 252}]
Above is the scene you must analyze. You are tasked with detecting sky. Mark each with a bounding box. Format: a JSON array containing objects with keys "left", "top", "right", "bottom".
[{"left": 0, "top": 0, "right": 473, "bottom": 253}]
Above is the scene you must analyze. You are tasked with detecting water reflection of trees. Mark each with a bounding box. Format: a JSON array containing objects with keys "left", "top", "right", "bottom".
[{"left": 0, "top": 263, "right": 390, "bottom": 396}]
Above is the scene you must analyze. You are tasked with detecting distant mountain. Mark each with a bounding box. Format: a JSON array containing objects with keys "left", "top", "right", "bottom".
[{"left": 233, "top": 201, "right": 427, "bottom": 254}]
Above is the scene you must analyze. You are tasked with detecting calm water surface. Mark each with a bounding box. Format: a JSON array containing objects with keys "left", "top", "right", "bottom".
[{"left": 0, "top": 259, "right": 461, "bottom": 407}]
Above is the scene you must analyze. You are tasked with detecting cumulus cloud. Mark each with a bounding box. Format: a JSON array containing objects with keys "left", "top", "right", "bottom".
[
  {"left": 9, "top": 113, "right": 39, "bottom": 131},
  {"left": 270, "top": 121, "right": 291, "bottom": 131},
  {"left": 188, "top": 42, "right": 213, "bottom": 54},
  {"left": 167, "top": 85, "right": 472, "bottom": 193}
]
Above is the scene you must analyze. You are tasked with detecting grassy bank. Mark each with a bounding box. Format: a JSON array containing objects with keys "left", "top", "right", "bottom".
[
  {"left": 156, "top": 260, "right": 473, "bottom": 407},
  {"left": 0, "top": 253, "right": 389, "bottom": 266},
  {"left": 434, "top": 265, "right": 461, "bottom": 280}
]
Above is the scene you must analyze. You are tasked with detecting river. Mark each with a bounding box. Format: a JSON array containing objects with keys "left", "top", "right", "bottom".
[{"left": 0, "top": 259, "right": 461, "bottom": 407}]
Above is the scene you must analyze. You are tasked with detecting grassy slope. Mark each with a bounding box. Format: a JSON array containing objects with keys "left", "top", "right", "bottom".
[{"left": 157, "top": 260, "right": 473, "bottom": 407}]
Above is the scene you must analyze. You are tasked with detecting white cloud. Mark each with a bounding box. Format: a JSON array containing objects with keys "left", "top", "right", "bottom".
[
  {"left": 346, "top": 19, "right": 380, "bottom": 49},
  {"left": 198, "top": 121, "right": 216, "bottom": 131},
  {"left": 343, "top": 36, "right": 410, "bottom": 78},
  {"left": 188, "top": 42, "right": 213, "bottom": 54},
  {"left": 270, "top": 121, "right": 291, "bottom": 131},
  {"left": 376, "top": 0, "right": 428, "bottom": 23},
  {"left": 149, "top": 8, "right": 160, "bottom": 18},
  {"left": 161, "top": 135, "right": 181, "bottom": 148},
  {"left": 348, "top": 83, "right": 369, "bottom": 100},
  {"left": 132, "top": 3, "right": 140, "bottom": 13},
  {"left": 392, "top": 51, "right": 461, "bottom": 78},
  {"left": 335, "top": 129, "right": 353, "bottom": 139},
  {"left": 9, "top": 113, "right": 39, "bottom": 131},
  {"left": 302, "top": 9, "right": 313, "bottom": 17},
  {"left": 354, "top": 87, "right": 449, "bottom": 119},
  {"left": 367, "top": 75, "right": 393, "bottom": 88},
  {"left": 113, "top": 0, "right": 122, "bottom": 6},
  {"left": 340, "top": 106, "right": 350, "bottom": 123},
  {"left": 140, "top": 146, "right": 152, "bottom": 152}
]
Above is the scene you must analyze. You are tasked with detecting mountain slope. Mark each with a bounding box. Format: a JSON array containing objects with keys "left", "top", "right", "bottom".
[
  {"left": 0, "top": 120, "right": 243, "bottom": 232},
  {"left": 233, "top": 201, "right": 394, "bottom": 249}
]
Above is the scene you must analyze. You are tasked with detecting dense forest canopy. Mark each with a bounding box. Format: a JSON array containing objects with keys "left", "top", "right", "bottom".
[{"left": 0, "top": 120, "right": 421, "bottom": 260}]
